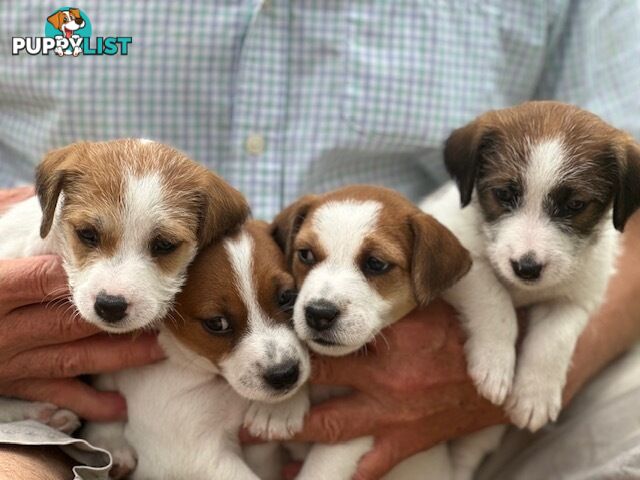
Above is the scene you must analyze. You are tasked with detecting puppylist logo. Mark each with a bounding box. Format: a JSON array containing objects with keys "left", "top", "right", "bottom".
[{"left": 12, "top": 7, "right": 132, "bottom": 56}]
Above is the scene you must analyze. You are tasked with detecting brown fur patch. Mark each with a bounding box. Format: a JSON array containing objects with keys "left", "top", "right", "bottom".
[
  {"left": 445, "top": 101, "right": 640, "bottom": 233},
  {"left": 35, "top": 139, "right": 249, "bottom": 272},
  {"left": 272, "top": 185, "right": 472, "bottom": 310},
  {"left": 168, "top": 220, "right": 295, "bottom": 366}
]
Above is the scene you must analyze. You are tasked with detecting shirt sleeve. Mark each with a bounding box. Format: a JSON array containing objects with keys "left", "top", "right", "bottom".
[{"left": 535, "top": 0, "right": 640, "bottom": 139}]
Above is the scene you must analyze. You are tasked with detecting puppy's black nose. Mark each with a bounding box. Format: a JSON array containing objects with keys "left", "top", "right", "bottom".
[
  {"left": 263, "top": 361, "right": 300, "bottom": 391},
  {"left": 511, "top": 253, "right": 543, "bottom": 281},
  {"left": 75, "top": 18, "right": 84, "bottom": 25},
  {"left": 305, "top": 300, "right": 339, "bottom": 331},
  {"left": 94, "top": 293, "right": 128, "bottom": 323}
]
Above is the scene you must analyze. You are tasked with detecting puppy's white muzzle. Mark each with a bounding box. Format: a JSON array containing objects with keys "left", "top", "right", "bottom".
[
  {"left": 221, "top": 324, "right": 310, "bottom": 403},
  {"left": 294, "top": 263, "right": 390, "bottom": 356}
]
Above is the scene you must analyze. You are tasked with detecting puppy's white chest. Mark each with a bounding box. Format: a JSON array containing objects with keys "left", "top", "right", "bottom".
[{"left": 113, "top": 359, "right": 248, "bottom": 478}]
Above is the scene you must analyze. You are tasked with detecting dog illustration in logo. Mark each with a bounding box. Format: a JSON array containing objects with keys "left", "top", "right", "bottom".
[{"left": 47, "top": 8, "right": 85, "bottom": 56}]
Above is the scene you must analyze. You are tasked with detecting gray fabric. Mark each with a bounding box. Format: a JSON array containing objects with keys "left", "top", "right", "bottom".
[
  {"left": 477, "top": 344, "right": 640, "bottom": 480},
  {"left": 0, "top": 420, "right": 111, "bottom": 480}
]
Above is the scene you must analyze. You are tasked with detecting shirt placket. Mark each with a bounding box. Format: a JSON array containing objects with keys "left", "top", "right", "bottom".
[{"left": 226, "top": 0, "right": 289, "bottom": 220}]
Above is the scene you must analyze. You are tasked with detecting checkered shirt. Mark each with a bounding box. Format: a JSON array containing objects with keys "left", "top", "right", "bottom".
[{"left": 1, "top": 0, "right": 639, "bottom": 220}]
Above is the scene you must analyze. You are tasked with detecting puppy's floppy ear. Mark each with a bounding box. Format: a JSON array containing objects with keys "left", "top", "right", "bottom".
[
  {"left": 197, "top": 172, "right": 250, "bottom": 247},
  {"left": 270, "top": 195, "right": 317, "bottom": 265},
  {"left": 47, "top": 11, "right": 64, "bottom": 30},
  {"left": 69, "top": 8, "right": 81, "bottom": 19},
  {"left": 613, "top": 139, "right": 640, "bottom": 232},
  {"left": 409, "top": 212, "right": 472, "bottom": 306},
  {"left": 444, "top": 119, "right": 497, "bottom": 207},
  {"left": 35, "top": 143, "right": 83, "bottom": 238}
]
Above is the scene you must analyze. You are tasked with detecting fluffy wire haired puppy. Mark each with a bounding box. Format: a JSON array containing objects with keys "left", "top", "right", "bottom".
[
  {"left": 270, "top": 185, "right": 472, "bottom": 479},
  {"left": 82, "top": 220, "right": 311, "bottom": 479},
  {"left": 420, "top": 101, "right": 640, "bottom": 478},
  {"left": 0, "top": 139, "right": 249, "bottom": 428}
]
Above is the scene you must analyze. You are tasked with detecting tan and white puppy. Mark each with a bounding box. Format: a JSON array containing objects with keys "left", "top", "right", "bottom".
[
  {"left": 271, "top": 185, "right": 472, "bottom": 480},
  {"left": 421, "top": 101, "right": 640, "bottom": 478},
  {"left": 0, "top": 139, "right": 249, "bottom": 427},
  {"left": 83, "top": 221, "right": 311, "bottom": 479}
]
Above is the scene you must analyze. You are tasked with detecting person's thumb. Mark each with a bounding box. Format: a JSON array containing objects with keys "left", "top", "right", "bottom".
[
  {"left": 354, "top": 427, "right": 434, "bottom": 480},
  {"left": 293, "top": 393, "right": 385, "bottom": 443}
]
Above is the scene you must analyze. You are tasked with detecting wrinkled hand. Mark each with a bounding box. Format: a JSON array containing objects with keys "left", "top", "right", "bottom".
[
  {"left": 289, "top": 301, "right": 506, "bottom": 480},
  {"left": 0, "top": 190, "right": 165, "bottom": 421}
]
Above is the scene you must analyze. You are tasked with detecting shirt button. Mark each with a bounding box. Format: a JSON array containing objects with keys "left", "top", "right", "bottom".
[
  {"left": 261, "top": 0, "right": 273, "bottom": 13},
  {"left": 245, "top": 133, "right": 266, "bottom": 156}
]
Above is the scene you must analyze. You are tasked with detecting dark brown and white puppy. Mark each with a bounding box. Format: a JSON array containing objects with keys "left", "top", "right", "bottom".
[
  {"left": 420, "top": 101, "right": 640, "bottom": 478},
  {"left": 0, "top": 139, "right": 249, "bottom": 333},
  {"left": 271, "top": 185, "right": 472, "bottom": 479},
  {"left": 83, "top": 221, "right": 310, "bottom": 479}
]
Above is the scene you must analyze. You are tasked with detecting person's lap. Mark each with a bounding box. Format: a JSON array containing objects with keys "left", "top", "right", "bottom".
[{"left": 477, "top": 344, "right": 640, "bottom": 480}]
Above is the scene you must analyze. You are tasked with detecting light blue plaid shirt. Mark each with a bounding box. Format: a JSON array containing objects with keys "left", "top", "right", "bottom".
[{"left": 1, "top": 1, "right": 639, "bottom": 220}]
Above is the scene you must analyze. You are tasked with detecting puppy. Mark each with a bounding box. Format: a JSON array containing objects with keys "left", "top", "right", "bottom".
[
  {"left": 271, "top": 185, "right": 472, "bottom": 479},
  {"left": 82, "top": 220, "right": 311, "bottom": 479},
  {"left": 0, "top": 139, "right": 248, "bottom": 428},
  {"left": 421, "top": 101, "right": 640, "bottom": 477}
]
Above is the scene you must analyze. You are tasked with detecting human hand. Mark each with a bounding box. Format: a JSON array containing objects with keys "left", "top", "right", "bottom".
[
  {"left": 0, "top": 186, "right": 34, "bottom": 214},
  {"left": 0, "top": 255, "right": 165, "bottom": 421},
  {"left": 285, "top": 301, "right": 505, "bottom": 480}
]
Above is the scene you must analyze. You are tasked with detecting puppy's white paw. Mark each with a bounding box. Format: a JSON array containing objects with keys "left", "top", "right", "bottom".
[
  {"left": 244, "top": 391, "right": 310, "bottom": 440},
  {"left": 506, "top": 376, "right": 562, "bottom": 432},
  {"left": 466, "top": 342, "right": 515, "bottom": 405},
  {"left": 83, "top": 421, "right": 137, "bottom": 479},
  {"left": 109, "top": 446, "right": 137, "bottom": 480},
  {"left": 48, "top": 409, "right": 81, "bottom": 434},
  {"left": 26, "top": 403, "right": 80, "bottom": 434}
]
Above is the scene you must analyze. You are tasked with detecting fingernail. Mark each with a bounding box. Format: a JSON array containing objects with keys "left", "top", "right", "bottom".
[{"left": 106, "top": 392, "right": 128, "bottom": 420}]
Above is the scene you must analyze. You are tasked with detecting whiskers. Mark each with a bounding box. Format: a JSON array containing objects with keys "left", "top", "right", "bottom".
[
  {"left": 361, "top": 329, "right": 391, "bottom": 356},
  {"left": 164, "top": 306, "right": 187, "bottom": 330},
  {"left": 43, "top": 285, "right": 71, "bottom": 309},
  {"left": 43, "top": 287, "right": 82, "bottom": 323}
]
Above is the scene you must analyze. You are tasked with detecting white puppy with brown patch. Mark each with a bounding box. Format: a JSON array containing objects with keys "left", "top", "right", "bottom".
[
  {"left": 421, "top": 101, "right": 640, "bottom": 477},
  {"left": 271, "top": 185, "right": 472, "bottom": 479},
  {"left": 0, "top": 139, "right": 249, "bottom": 429},
  {"left": 83, "top": 221, "right": 311, "bottom": 479}
]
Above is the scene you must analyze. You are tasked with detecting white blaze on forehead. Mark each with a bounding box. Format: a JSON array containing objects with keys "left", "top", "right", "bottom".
[
  {"left": 312, "top": 200, "right": 382, "bottom": 263},
  {"left": 122, "top": 172, "right": 166, "bottom": 251},
  {"left": 524, "top": 137, "right": 567, "bottom": 211},
  {"left": 138, "top": 138, "right": 154, "bottom": 145},
  {"left": 225, "top": 231, "right": 268, "bottom": 329}
]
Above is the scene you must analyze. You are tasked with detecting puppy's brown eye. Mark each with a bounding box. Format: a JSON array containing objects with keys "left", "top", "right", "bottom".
[
  {"left": 493, "top": 187, "right": 519, "bottom": 207},
  {"left": 278, "top": 289, "right": 297, "bottom": 309},
  {"left": 297, "top": 249, "right": 316, "bottom": 265},
  {"left": 566, "top": 199, "right": 587, "bottom": 213},
  {"left": 151, "top": 238, "right": 178, "bottom": 256},
  {"left": 202, "top": 316, "right": 232, "bottom": 335},
  {"left": 363, "top": 256, "right": 391, "bottom": 275},
  {"left": 76, "top": 228, "right": 99, "bottom": 247}
]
